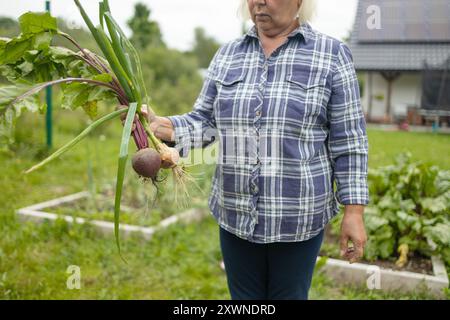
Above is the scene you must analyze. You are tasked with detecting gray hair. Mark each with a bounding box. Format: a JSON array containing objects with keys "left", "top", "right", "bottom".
[{"left": 239, "top": 0, "right": 317, "bottom": 23}]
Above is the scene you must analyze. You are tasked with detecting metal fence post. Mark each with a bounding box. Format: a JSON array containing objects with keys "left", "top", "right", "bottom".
[{"left": 45, "top": 0, "right": 53, "bottom": 149}]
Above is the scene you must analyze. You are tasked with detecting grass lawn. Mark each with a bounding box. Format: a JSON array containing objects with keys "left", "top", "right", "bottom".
[
  {"left": 367, "top": 129, "right": 450, "bottom": 170},
  {"left": 0, "top": 111, "right": 448, "bottom": 299}
]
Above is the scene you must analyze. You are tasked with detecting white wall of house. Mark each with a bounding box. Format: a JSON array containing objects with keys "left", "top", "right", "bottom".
[{"left": 361, "top": 71, "right": 423, "bottom": 120}]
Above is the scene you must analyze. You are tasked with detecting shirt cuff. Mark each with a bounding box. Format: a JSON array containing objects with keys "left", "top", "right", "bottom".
[
  {"left": 336, "top": 183, "right": 370, "bottom": 205},
  {"left": 165, "top": 115, "right": 191, "bottom": 158}
]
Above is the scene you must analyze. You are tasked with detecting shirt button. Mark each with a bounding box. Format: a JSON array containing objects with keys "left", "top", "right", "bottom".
[{"left": 255, "top": 110, "right": 261, "bottom": 117}]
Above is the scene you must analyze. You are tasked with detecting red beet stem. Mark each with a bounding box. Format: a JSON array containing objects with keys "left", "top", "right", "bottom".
[
  {"left": 135, "top": 120, "right": 148, "bottom": 149},
  {"left": 130, "top": 119, "right": 149, "bottom": 150}
]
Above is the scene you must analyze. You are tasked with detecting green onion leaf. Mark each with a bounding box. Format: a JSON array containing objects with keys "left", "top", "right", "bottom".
[
  {"left": 99, "top": 2, "right": 105, "bottom": 29},
  {"left": 24, "top": 108, "right": 127, "bottom": 174},
  {"left": 114, "top": 102, "right": 137, "bottom": 262}
]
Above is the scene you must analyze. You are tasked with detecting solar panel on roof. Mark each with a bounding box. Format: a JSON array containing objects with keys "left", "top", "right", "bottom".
[{"left": 357, "top": 0, "right": 450, "bottom": 43}]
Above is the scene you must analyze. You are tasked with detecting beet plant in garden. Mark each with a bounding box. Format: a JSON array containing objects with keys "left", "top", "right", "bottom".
[
  {"left": 0, "top": 0, "right": 191, "bottom": 256},
  {"left": 329, "top": 153, "right": 450, "bottom": 268}
]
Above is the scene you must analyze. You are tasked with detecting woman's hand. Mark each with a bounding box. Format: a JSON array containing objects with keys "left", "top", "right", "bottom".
[
  {"left": 339, "top": 205, "right": 367, "bottom": 264},
  {"left": 116, "top": 104, "right": 140, "bottom": 131},
  {"left": 116, "top": 104, "right": 175, "bottom": 142},
  {"left": 140, "top": 104, "right": 175, "bottom": 142}
]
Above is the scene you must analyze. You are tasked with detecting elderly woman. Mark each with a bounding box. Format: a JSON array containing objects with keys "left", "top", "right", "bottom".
[{"left": 146, "top": 0, "right": 369, "bottom": 300}]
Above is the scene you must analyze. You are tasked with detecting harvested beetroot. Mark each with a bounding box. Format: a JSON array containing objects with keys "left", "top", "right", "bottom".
[{"left": 132, "top": 148, "right": 161, "bottom": 179}]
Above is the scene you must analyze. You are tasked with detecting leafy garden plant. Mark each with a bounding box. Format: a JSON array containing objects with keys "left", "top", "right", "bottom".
[
  {"left": 331, "top": 152, "right": 450, "bottom": 267},
  {"left": 0, "top": 0, "right": 193, "bottom": 258}
]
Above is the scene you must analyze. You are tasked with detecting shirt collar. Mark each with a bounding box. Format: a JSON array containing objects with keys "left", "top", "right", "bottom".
[{"left": 244, "top": 21, "right": 313, "bottom": 44}]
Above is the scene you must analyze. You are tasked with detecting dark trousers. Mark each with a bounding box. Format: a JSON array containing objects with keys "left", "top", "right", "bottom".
[{"left": 219, "top": 226, "right": 324, "bottom": 300}]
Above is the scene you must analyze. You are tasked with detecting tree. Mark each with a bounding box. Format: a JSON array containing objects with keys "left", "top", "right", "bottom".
[
  {"left": 190, "top": 27, "right": 220, "bottom": 69},
  {"left": 127, "top": 3, "right": 165, "bottom": 50},
  {"left": 0, "top": 17, "right": 19, "bottom": 38},
  {"left": 139, "top": 46, "right": 203, "bottom": 116}
]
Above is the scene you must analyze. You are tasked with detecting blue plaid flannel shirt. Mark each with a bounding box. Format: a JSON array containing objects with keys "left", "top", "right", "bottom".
[{"left": 167, "top": 22, "right": 370, "bottom": 243}]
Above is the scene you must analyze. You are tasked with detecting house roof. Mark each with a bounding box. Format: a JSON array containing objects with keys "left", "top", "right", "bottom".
[{"left": 349, "top": 0, "right": 450, "bottom": 71}]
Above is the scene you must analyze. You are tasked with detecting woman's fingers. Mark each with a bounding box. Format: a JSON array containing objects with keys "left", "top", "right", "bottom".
[
  {"left": 120, "top": 120, "right": 136, "bottom": 132},
  {"left": 340, "top": 210, "right": 367, "bottom": 264},
  {"left": 351, "top": 240, "right": 365, "bottom": 263},
  {"left": 340, "top": 234, "right": 350, "bottom": 258},
  {"left": 116, "top": 105, "right": 128, "bottom": 122},
  {"left": 116, "top": 104, "right": 160, "bottom": 135},
  {"left": 149, "top": 119, "right": 175, "bottom": 142},
  {"left": 116, "top": 105, "right": 137, "bottom": 132},
  {"left": 120, "top": 117, "right": 138, "bottom": 131},
  {"left": 340, "top": 236, "right": 365, "bottom": 263},
  {"left": 141, "top": 104, "right": 156, "bottom": 123},
  {"left": 117, "top": 104, "right": 153, "bottom": 122}
]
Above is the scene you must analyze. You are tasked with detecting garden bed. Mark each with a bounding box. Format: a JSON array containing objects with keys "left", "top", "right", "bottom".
[
  {"left": 315, "top": 154, "right": 450, "bottom": 297},
  {"left": 317, "top": 225, "right": 448, "bottom": 297},
  {"left": 16, "top": 190, "right": 207, "bottom": 240},
  {"left": 320, "top": 226, "right": 434, "bottom": 275}
]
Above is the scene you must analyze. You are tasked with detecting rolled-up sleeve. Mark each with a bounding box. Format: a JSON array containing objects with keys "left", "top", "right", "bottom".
[
  {"left": 327, "top": 42, "right": 370, "bottom": 206},
  {"left": 166, "top": 51, "right": 220, "bottom": 158}
]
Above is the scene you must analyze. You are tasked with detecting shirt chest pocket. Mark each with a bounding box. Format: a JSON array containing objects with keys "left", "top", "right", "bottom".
[
  {"left": 285, "top": 70, "right": 329, "bottom": 125},
  {"left": 213, "top": 68, "right": 248, "bottom": 120}
]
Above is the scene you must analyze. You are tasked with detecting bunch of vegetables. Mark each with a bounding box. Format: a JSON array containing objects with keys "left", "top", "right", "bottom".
[
  {"left": 0, "top": 0, "right": 191, "bottom": 256},
  {"left": 330, "top": 152, "right": 450, "bottom": 267}
]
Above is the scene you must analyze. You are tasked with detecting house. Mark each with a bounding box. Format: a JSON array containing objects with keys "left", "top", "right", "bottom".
[{"left": 349, "top": 0, "right": 450, "bottom": 125}]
